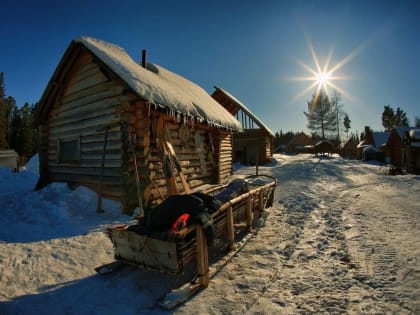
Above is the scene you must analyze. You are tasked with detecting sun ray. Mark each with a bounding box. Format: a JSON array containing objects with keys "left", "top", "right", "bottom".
[
  {"left": 289, "top": 34, "right": 363, "bottom": 105},
  {"left": 305, "top": 35, "right": 322, "bottom": 74},
  {"left": 291, "top": 80, "right": 320, "bottom": 103}
]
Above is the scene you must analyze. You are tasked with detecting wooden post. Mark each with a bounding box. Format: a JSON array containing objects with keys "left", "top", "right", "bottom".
[
  {"left": 227, "top": 205, "right": 234, "bottom": 250},
  {"left": 258, "top": 190, "right": 264, "bottom": 211},
  {"left": 196, "top": 225, "right": 209, "bottom": 287},
  {"left": 246, "top": 195, "right": 253, "bottom": 231}
]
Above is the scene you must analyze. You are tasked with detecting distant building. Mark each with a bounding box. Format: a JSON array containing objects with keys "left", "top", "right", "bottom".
[
  {"left": 315, "top": 140, "right": 334, "bottom": 156},
  {"left": 285, "top": 132, "right": 314, "bottom": 154},
  {"left": 338, "top": 138, "right": 358, "bottom": 159},
  {"left": 404, "top": 129, "right": 420, "bottom": 174},
  {"left": 358, "top": 127, "right": 413, "bottom": 167},
  {"left": 212, "top": 87, "right": 274, "bottom": 165}
]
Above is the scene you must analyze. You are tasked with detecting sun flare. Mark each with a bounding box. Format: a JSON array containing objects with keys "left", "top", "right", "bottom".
[
  {"left": 316, "top": 71, "right": 332, "bottom": 85},
  {"left": 288, "top": 34, "right": 361, "bottom": 102}
]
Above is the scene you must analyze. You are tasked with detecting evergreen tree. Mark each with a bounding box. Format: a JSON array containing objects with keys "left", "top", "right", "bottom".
[
  {"left": 382, "top": 105, "right": 394, "bottom": 131},
  {"left": 9, "top": 106, "right": 22, "bottom": 153},
  {"left": 343, "top": 113, "right": 351, "bottom": 134},
  {"left": 9, "top": 103, "right": 38, "bottom": 163},
  {"left": 382, "top": 105, "right": 409, "bottom": 130},
  {"left": 394, "top": 107, "right": 409, "bottom": 127},
  {"left": 304, "top": 90, "right": 336, "bottom": 139},
  {"left": 0, "top": 72, "right": 8, "bottom": 148},
  {"left": 415, "top": 116, "right": 420, "bottom": 128}
]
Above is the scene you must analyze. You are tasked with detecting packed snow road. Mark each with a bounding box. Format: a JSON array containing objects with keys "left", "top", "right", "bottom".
[
  {"left": 176, "top": 154, "right": 420, "bottom": 314},
  {"left": 0, "top": 154, "right": 419, "bottom": 314}
]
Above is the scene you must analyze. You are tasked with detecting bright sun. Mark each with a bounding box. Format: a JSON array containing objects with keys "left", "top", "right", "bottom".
[
  {"left": 316, "top": 71, "right": 332, "bottom": 85},
  {"left": 288, "top": 34, "right": 361, "bottom": 102}
]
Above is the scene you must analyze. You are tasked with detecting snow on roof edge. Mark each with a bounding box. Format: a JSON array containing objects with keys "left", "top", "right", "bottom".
[
  {"left": 75, "top": 36, "right": 240, "bottom": 131},
  {"left": 214, "top": 86, "right": 274, "bottom": 136}
]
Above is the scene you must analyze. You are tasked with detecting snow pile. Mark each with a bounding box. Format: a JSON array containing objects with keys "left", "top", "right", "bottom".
[
  {"left": 76, "top": 36, "right": 241, "bottom": 130},
  {"left": 21, "top": 153, "right": 39, "bottom": 174}
]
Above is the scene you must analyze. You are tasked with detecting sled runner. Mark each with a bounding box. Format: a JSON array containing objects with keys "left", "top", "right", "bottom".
[{"left": 102, "top": 174, "right": 276, "bottom": 308}]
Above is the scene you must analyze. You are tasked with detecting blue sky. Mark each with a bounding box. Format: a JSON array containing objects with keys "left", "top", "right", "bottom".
[{"left": 1, "top": 0, "right": 419, "bottom": 136}]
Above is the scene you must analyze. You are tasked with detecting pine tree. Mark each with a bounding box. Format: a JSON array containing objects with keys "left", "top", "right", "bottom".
[
  {"left": 0, "top": 72, "right": 8, "bottom": 148},
  {"left": 394, "top": 107, "right": 409, "bottom": 127},
  {"left": 343, "top": 113, "right": 351, "bottom": 134},
  {"left": 382, "top": 105, "right": 409, "bottom": 130},
  {"left": 415, "top": 116, "right": 420, "bottom": 128},
  {"left": 382, "top": 105, "right": 394, "bottom": 131},
  {"left": 304, "top": 90, "right": 336, "bottom": 139}
]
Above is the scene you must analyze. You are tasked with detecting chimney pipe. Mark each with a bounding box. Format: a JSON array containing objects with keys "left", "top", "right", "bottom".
[{"left": 141, "top": 49, "right": 147, "bottom": 68}]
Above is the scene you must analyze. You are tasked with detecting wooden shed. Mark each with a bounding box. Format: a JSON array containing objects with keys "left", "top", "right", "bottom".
[
  {"left": 338, "top": 138, "right": 357, "bottom": 159},
  {"left": 211, "top": 87, "right": 274, "bottom": 165},
  {"left": 382, "top": 128, "right": 408, "bottom": 167},
  {"left": 34, "top": 36, "right": 241, "bottom": 213},
  {"left": 285, "top": 132, "right": 314, "bottom": 154},
  {"left": 315, "top": 140, "right": 334, "bottom": 156},
  {"left": 404, "top": 128, "right": 420, "bottom": 174}
]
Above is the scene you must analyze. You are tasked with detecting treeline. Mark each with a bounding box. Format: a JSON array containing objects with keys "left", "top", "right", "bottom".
[{"left": 0, "top": 72, "right": 38, "bottom": 165}]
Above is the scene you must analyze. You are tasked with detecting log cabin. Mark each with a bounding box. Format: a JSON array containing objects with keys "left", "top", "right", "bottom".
[
  {"left": 315, "top": 139, "right": 334, "bottom": 156},
  {"left": 361, "top": 128, "right": 408, "bottom": 167},
  {"left": 404, "top": 128, "right": 420, "bottom": 174},
  {"left": 211, "top": 87, "right": 274, "bottom": 165},
  {"left": 338, "top": 138, "right": 358, "bottom": 159},
  {"left": 285, "top": 132, "right": 314, "bottom": 154},
  {"left": 34, "top": 36, "right": 241, "bottom": 214}
]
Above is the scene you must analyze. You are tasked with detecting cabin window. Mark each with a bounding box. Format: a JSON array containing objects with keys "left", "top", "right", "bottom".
[{"left": 57, "top": 137, "right": 80, "bottom": 164}]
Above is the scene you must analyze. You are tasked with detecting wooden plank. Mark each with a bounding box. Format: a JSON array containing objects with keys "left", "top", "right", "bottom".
[
  {"left": 246, "top": 195, "right": 253, "bottom": 231},
  {"left": 110, "top": 229, "right": 180, "bottom": 273},
  {"left": 196, "top": 225, "right": 209, "bottom": 287},
  {"left": 49, "top": 165, "right": 121, "bottom": 177},
  {"left": 49, "top": 97, "right": 121, "bottom": 126},
  {"left": 63, "top": 69, "right": 109, "bottom": 97},
  {"left": 227, "top": 205, "right": 234, "bottom": 250},
  {"left": 61, "top": 81, "right": 123, "bottom": 108}
]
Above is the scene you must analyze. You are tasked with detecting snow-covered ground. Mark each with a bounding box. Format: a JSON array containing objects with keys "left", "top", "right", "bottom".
[{"left": 0, "top": 154, "right": 419, "bottom": 314}]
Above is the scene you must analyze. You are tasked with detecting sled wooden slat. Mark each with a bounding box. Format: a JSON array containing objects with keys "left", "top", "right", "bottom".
[
  {"left": 227, "top": 205, "right": 234, "bottom": 250},
  {"left": 196, "top": 225, "right": 209, "bottom": 287}
]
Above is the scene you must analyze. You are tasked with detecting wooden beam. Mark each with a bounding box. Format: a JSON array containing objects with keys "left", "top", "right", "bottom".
[
  {"left": 196, "top": 225, "right": 209, "bottom": 287},
  {"left": 246, "top": 195, "right": 253, "bottom": 231},
  {"left": 227, "top": 205, "right": 234, "bottom": 250}
]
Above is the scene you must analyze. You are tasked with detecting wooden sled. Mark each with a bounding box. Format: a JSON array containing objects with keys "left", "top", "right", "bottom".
[{"left": 105, "top": 174, "right": 276, "bottom": 308}]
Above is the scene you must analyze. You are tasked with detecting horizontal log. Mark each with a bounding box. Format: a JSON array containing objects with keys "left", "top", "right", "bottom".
[
  {"left": 49, "top": 110, "right": 120, "bottom": 135},
  {"left": 48, "top": 119, "right": 121, "bottom": 140},
  {"left": 62, "top": 82, "right": 123, "bottom": 110},
  {"left": 63, "top": 70, "right": 109, "bottom": 97}
]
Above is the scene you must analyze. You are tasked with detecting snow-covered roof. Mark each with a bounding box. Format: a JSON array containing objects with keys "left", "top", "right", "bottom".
[
  {"left": 212, "top": 86, "right": 274, "bottom": 136},
  {"left": 315, "top": 140, "right": 334, "bottom": 147},
  {"left": 409, "top": 129, "right": 420, "bottom": 141},
  {"left": 38, "top": 37, "right": 241, "bottom": 131},
  {"left": 338, "top": 138, "right": 349, "bottom": 149},
  {"left": 394, "top": 127, "right": 411, "bottom": 140},
  {"left": 372, "top": 132, "right": 390, "bottom": 148},
  {"left": 357, "top": 140, "right": 368, "bottom": 148},
  {"left": 77, "top": 37, "right": 241, "bottom": 130}
]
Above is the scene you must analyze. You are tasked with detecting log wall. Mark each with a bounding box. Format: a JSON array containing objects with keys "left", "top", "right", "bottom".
[
  {"left": 41, "top": 50, "right": 125, "bottom": 199},
  {"left": 233, "top": 129, "right": 272, "bottom": 165}
]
